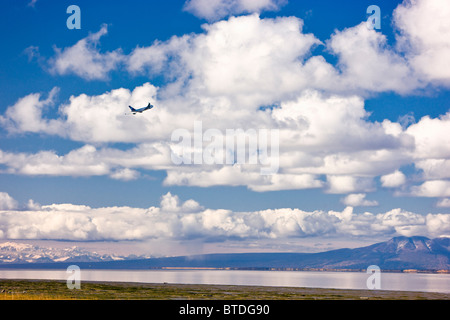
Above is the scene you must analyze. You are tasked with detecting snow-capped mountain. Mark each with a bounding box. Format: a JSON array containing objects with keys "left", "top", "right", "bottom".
[{"left": 0, "top": 242, "right": 148, "bottom": 264}]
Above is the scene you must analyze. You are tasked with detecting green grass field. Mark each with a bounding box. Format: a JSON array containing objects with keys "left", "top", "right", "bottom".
[{"left": 0, "top": 279, "right": 449, "bottom": 300}]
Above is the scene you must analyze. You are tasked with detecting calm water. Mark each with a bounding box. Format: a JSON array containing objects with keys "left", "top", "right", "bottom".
[{"left": 0, "top": 269, "right": 449, "bottom": 293}]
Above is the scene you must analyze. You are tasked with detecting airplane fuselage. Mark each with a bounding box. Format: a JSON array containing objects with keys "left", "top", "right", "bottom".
[{"left": 129, "top": 103, "right": 154, "bottom": 115}]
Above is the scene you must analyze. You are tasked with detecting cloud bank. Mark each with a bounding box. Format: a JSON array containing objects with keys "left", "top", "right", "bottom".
[{"left": 0, "top": 192, "right": 449, "bottom": 242}]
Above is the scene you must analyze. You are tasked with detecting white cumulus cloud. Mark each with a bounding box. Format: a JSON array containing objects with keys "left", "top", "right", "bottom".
[
  {"left": 327, "top": 22, "right": 419, "bottom": 94},
  {"left": 48, "top": 25, "right": 124, "bottom": 80},
  {"left": 341, "top": 193, "right": 379, "bottom": 207},
  {"left": 183, "top": 0, "right": 287, "bottom": 21},
  {"left": 326, "top": 175, "right": 375, "bottom": 194},
  {"left": 436, "top": 198, "right": 450, "bottom": 208},
  {"left": 394, "top": 0, "right": 450, "bottom": 86},
  {"left": 381, "top": 170, "right": 406, "bottom": 188},
  {"left": 0, "top": 87, "right": 63, "bottom": 135},
  {"left": 0, "top": 192, "right": 18, "bottom": 210},
  {"left": 411, "top": 180, "right": 450, "bottom": 198}
]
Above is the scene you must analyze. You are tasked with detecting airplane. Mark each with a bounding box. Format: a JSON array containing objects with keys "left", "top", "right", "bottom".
[{"left": 129, "top": 103, "right": 154, "bottom": 115}]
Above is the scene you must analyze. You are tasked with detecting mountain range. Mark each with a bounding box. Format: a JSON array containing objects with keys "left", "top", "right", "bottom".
[
  {"left": 0, "top": 236, "right": 449, "bottom": 271},
  {"left": 0, "top": 242, "right": 148, "bottom": 264}
]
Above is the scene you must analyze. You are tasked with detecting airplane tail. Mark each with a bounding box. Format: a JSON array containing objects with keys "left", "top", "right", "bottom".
[{"left": 129, "top": 106, "right": 136, "bottom": 112}]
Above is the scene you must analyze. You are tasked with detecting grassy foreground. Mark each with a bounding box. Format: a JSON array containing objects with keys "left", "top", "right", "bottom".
[{"left": 1, "top": 279, "right": 449, "bottom": 300}]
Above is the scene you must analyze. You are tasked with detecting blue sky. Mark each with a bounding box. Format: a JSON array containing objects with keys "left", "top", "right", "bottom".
[{"left": 0, "top": 0, "right": 450, "bottom": 255}]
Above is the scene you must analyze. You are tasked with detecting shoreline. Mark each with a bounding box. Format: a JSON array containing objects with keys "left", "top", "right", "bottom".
[
  {"left": 153, "top": 267, "right": 450, "bottom": 274},
  {"left": 0, "top": 266, "right": 449, "bottom": 274},
  {"left": 1, "top": 279, "right": 450, "bottom": 300}
]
